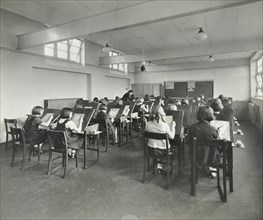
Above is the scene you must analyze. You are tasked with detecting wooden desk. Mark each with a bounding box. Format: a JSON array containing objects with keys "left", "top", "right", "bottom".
[
  {"left": 114, "top": 115, "right": 130, "bottom": 147},
  {"left": 82, "top": 123, "right": 101, "bottom": 169}
]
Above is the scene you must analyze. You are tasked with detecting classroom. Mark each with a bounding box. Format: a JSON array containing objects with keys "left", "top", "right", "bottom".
[{"left": 0, "top": 1, "right": 262, "bottom": 219}]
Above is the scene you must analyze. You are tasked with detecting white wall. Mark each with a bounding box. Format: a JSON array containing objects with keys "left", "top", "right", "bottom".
[
  {"left": 0, "top": 10, "right": 134, "bottom": 143},
  {"left": 134, "top": 66, "right": 250, "bottom": 101},
  {"left": 0, "top": 9, "right": 46, "bottom": 49}
]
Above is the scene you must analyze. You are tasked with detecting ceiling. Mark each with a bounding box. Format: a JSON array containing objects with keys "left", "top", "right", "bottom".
[{"left": 1, "top": 0, "right": 262, "bottom": 69}]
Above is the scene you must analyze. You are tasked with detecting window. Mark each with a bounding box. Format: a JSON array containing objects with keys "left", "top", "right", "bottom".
[
  {"left": 256, "top": 56, "right": 263, "bottom": 96},
  {"left": 44, "top": 38, "right": 83, "bottom": 64},
  {"left": 109, "top": 50, "right": 128, "bottom": 73},
  {"left": 44, "top": 43, "right": 54, "bottom": 57}
]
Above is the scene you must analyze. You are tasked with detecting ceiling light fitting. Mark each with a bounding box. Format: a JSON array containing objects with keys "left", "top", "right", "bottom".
[
  {"left": 140, "top": 64, "right": 146, "bottom": 72},
  {"left": 140, "top": 37, "right": 146, "bottom": 72},
  {"left": 195, "top": 27, "right": 208, "bottom": 40},
  {"left": 102, "top": 43, "right": 112, "bottom": 53},
  {"left": 209, "top": 55, "right": 215, "bottom": 62}
]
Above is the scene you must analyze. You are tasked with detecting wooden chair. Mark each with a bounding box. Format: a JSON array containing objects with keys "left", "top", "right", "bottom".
[
  {"left": 143, "top": 131, "right": 175, "bottom": 190},
  {"left": 191, "top": 137, "right": 233, "bottom": 202},
  {"left": 165, "top": 110, "right": 185, "bottom": 174},
  {"left": 107, "top": 105, "right": 126, "bottom": 147},
  {"left": 47, "top": 130, "right": 79, "bottom": 178},
  {"left": 92, "top": 118, "right": 115, "bottom": 152},
  {"left": 4, "top": 118, "right": 18, "bottom": 150},
  {"left": 177, "top": 105, "right": 193, "bottom": 130},
  {"left": 10, "top": 127, "right": 35, "bottom": 171}
]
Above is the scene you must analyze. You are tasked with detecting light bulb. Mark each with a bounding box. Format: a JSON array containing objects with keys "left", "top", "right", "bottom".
[{"left": 195, "top": 27, "right": 208, "bottom": 40}]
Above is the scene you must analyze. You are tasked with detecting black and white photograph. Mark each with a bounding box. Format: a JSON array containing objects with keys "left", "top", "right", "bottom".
[{"left": 0, "top": 0, "right": 262, "bottom": 219}]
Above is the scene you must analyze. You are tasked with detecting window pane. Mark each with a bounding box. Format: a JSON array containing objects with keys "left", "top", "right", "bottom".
[
  {"left": 113, "top": 64, "right": 118, "bottom": 69},
  {"left": 57, "top": 50, "right": 67, "bottom": 59},
  {"left": 258, "top": 65, "right": 262, "bottom": 73},
  {"left": 257, "top": 74, "right": 262, "bottom": 87},
  {"left": 70, "top": 45, "right": 80, "bottom": 54},
  {"left": 70, "top": 53, "right": 77, "bottom": 61},
  {"left": 257, "top": 58, "right": 262, "bottom": 67},
  {"left": 57, "top": 41, "right": 68, "bottom": 51},
  {"left": 124, "top": 63, "right": 128, "bottom": 73},
  {"left": 70, "top": 39, "right": 81, "bottom": 47},
  {"left": 44, "top": 47, "right": 54, "bottom": 56},
  {"left": 112, "top": 52, "right": 118, "bottom": 56},
  {"left": 76, "top": 55, "right": 80, "bottom": 63},
  {"left": 119, "top": 63, "right": 124, "bottom": 71},
  {"left": 45, "top": 43, "right": 54, "bottom": 49}
]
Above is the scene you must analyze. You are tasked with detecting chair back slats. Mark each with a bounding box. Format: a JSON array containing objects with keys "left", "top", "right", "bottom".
[
  {"left": 10, "top": 127, "right": 26, "bottom": 147},
  {"left": 143, "top": 131, "right": 173, "bottom": 189},
  {"left": 165, "top": 110, "right": 184, "bottom": 135},
  {"left": 191, "top": 137, "right": 233, "bottom": 202},
  {"left": 144, "top": 131, "right": 168, "bottom": 140},
  {"left": 177, "top": 105, "right": 193, "bottom": 126},
  {"left": 5, "top": 119, "right": 18, "bottom": 133},
  {"left": 47, "top": 130, "right": 68, "bottom": 151}
]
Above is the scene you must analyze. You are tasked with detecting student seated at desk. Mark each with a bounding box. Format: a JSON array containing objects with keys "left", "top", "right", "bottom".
[
  {"left": 50, "top": 108, "right": 83, "bottom": 158},
  {"left": 145, "top": 106, "right": 176, "bottom": 173},
  {"left": 93, "top": 97, "right": 99, "bottom": 103},
  {"left": 23, "top": 106, "right": 53, "bottom": 151},
  {"left": 187, "top": 105, "right": 218, "bottom": 178},
  {"left": 74, "top": 99, "right": 83, "bottom": 108},
  {"left": 134, "top": 98, "right": 149, "bottom": 116},
  {"left": 96, "top": 104, "right": 117, "bottom": 143},
  {"left": 211, "top": 99, "right": 224, "bottom": 114},
  {"left": 181, "top": 98, "right": 189, "bottom": 105},
  {"left": 144, "top": 94, "right": 150, "bottom": 102},
  {"left": 167, "top": 102, "right": 178, "bottom": 111}
]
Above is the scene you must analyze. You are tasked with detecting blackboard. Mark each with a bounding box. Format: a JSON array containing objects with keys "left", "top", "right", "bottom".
[
  {"left": 165, "top": 82, "right": 187, "bottom": 97},
  {"left": 188, "top": 81, "right": 213, "bottom": 98},
  {"left": 165, "top": 81, "right": 213, "bottom": 98}
]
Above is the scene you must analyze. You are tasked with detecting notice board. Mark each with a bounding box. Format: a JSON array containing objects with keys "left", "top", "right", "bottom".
[{"left": 165, "top": 81, "right": 213, "bottom": 98}]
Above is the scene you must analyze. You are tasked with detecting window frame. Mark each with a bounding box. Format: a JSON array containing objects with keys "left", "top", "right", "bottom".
[
  {"left": 44, "top": 38, "right": 83, "bottom": 64},
  {"left": 256, "top": 56, "right": 263, "bottom": 97},
  {"left": 108, "top": 50, "right": 128, "bottom": 73}
]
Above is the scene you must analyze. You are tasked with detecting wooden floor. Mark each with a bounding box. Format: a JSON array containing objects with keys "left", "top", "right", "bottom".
[{"left": 0, "top": 121, "right": 262, "bottom": 220}]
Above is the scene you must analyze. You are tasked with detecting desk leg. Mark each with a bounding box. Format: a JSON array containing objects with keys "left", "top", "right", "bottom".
[
  {"left": 178, "top": 139, "right": 183, "bottom": 175},
  {"left": 118, "top": 123, "right": 121, "bottom": 147},
  {"left": 83, "top": 133, "right": 86, "bottom": 169},
  {"left": 95, "top": 134, "right": 100, "bottom": 161},
  {"left": 228, "top": 145, "right": 234, "bottom": 192}
]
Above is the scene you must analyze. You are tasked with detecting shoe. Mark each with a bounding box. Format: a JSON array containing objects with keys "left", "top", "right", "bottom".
[
  {"left": 209, "top": 167, "right": 217, "bottom": 178},
  {"left": 71, "top": 150, "right": 76, "bottom": 158}
]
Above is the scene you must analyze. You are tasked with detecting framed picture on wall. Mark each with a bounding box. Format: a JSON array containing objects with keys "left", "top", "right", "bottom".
[{"left": 165, "top": 82, "right": 174, "bottom": 89}]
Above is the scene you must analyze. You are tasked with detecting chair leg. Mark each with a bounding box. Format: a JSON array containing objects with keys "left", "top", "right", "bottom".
[
  {"left": 10, "top": 146, "right": 16, "bottom": 167},
  {"left": 166, "top": 164, "right": 170, "bottom": 190},
  {"left": 63, "top": 153, "right": 68, "bottom": 179},
  {"left": 37, "top": 144, "right": 41, "bottom": 162},
  {"left": 29, "top": 147, "right": 32, "bottom": 161},
  {"left": 142, "top": 155, "right": 147, "bottom": 183},
  {"left": 105, "top": 135, "right": 108, "bottom": 152},
  {"left": 62, "top": 155, "right": 65, "bottom": 167},
  {"left": 5, "top": 134, "right": 9, "bottom": 150},
  {"left": 47, "top": 150, "right": 52, "bottom": 175},
  {"left": 223, "top": 166, "right": 227, "bottom": 202},
  {"left": 21, "top": 147, "right": 26, "bottom": 171},
  {"left": 96, "top": 135, "right": 100, "bottom": 161},
  {"left": 182, "top": 139, "right": 185, "bottom": 167},
  {"left": 75, "top": 150, "right": 78, "bottom": 168},
  {"left": 191, "top": 164, "right": 196, "bottom": 196}
]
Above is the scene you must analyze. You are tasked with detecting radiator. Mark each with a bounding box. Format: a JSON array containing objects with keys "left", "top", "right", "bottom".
[{"left": 248, "top": 103, "right": 260, "bottom": 126}]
